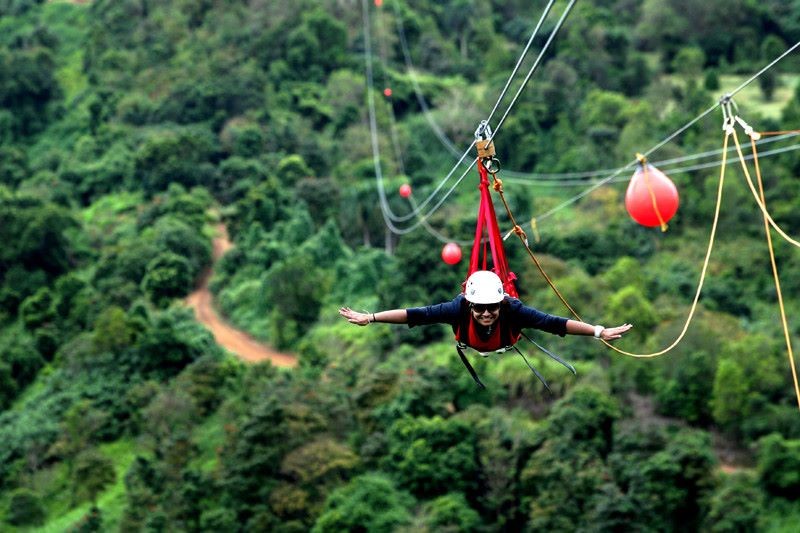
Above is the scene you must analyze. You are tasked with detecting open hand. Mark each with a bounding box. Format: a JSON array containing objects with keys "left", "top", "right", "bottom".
[
  {"left": 600, "top": 323, "right": 633, "bottom": 341},
  {"left": 339, "top": 307, "right": 370, "bottom": 326}
]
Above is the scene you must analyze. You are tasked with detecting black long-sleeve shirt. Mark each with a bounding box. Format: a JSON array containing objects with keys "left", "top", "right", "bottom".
[{"left": 406, "top": 294, "right": 568, "bottom": 337}]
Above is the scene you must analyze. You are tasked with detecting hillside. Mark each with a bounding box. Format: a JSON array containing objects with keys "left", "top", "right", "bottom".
[{"left": 2, "top": 0, "right": 800, "bottom": 531}]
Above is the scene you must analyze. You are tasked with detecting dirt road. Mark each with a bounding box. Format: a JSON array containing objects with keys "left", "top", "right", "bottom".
[{"left": 186, "top": 225, "right": 297, "bottom": 367}]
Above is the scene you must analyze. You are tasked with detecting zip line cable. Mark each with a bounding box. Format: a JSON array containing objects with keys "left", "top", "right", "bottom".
[
  {"left": 511, "top": 41, "right": 800, "bottom": 227},
  {"left": 486, "top": 0, "right": 578, "bottom": 145},
  {"left": 363, "top": 0, "right": 566, "bottom": 229},
  {"left": 392, "top": 1, "right": 800, "bottom": 208},
  {"left": 733, "top": 40, "right": 800, "bottom": 95},
  {"left": 483, "top": 0, "right": 557, "bottom": 127},
  {"left": 388, "top": 0, "right": 800, "bottom": 197},
  {"left": 501, "top": 142, "right": 800, "bottom": 187},
  {"left": 361, "top": 0, "right": 575, "bottom": 236},
  {"left": 362, "top": 0, "right": 476, "bottom": 232},
  {"left": 391, "top": 6, "right": 800, "bottom": 186},
  {"left": 372, "top": 3, "right": 471, "bottom": 244},
  {"left": 504, "top": 131, "right": 800, "bottom": 181}
]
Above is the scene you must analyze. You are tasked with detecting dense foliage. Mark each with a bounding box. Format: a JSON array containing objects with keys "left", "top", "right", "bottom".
[{"left": 2, "top": 0, "right": 800, "bottom": 530}]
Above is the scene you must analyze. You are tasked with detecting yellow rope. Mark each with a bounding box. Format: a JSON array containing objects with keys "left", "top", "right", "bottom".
[
  {"left": 757, "top": 129, "right": 800, "bottom": 136},
  {"left": 730, "top": 130, "right": 800, "bottom": 249},
  {"left": 603, "top": 133, "right": 729, "bottom": 357},
  {"left": 491, "top": 174, "right": 582, "bottom": 319},
  {"left": 491, "top": 133, "right": 731, "bottom": 357},
  {"left": 748, "top": 134, "right": 800, "bottom": 410}
]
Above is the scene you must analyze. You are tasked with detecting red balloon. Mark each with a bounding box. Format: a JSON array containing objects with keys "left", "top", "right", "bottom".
[
  {"left": 441, "top": 242, "right": 462, "bottom": 265},
  {"left": 374, "top": 0, "right": 383, "bottom": 5},
  {"left": 399, "top": 184, "right": 411, "bottom": 198},
  {"left": 625, "top": 163, "right": 679, "bottom": 228},
  {"left": 383, "top": 87, "right": 392, "bottom": 97}
]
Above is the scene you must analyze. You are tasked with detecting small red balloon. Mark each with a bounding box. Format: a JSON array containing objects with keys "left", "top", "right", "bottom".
[
  {"left": 375, "top": 0, "right": 383, "bottom": 6},
  {"left": 625, "top": 163, "right": 679, "bottom": 229},
  {"left": 441, "top": 242, "right": 462, "bottom": 265},
  {"left": 383, "top": 87, "right": 392, "bottom": 97},
  {"left": 399, "top": 184, "right": 411, "bottom": 198}
]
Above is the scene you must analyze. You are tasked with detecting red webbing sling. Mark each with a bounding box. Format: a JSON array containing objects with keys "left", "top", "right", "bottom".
[
  {"left": 466, "top": 159, "right": 518, "bottom": 298},
  {"left": 455, "top": 159, "right": 520, "bottom": 388}
]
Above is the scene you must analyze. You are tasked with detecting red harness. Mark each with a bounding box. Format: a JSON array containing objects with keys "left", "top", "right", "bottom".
[
  {"left": 454, "top": 300, "right": 520, "bottom": 352},
  {"left": 465, "top": 320, "right": 503, "bottom": 352},
  {"left": 455, "top": 159, "right": 519, "bottom": 353}
]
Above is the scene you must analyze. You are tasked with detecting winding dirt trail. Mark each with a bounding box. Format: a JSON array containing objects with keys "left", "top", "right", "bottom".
[{"left": 186, "top": 224, "right": 297, "bottom": 367}]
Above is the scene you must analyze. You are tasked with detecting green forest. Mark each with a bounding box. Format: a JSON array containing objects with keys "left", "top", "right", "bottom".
[{"left": 2, "top": 0, "right": 800, "bottom": 530}]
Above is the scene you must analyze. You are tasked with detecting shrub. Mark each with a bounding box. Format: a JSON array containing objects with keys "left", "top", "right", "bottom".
[{"left": 6, "top": 488, "right": 46, "bottom": 526}]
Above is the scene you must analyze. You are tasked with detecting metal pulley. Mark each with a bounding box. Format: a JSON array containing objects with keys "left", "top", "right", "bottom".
[{"left": 476, "top": 138, "right": 496, "bottom": 159}]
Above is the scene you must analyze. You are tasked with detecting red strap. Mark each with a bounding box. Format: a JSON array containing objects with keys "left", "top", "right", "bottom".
[{"left": 466, "top": 160, "right": 518, "bottom": 299}]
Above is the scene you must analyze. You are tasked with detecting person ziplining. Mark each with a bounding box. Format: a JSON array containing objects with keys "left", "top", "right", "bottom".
[
  {"left": 339, "top": 270, "right": 632, "bottom": 388},
  {"left": 340, "top": 126, "right": 632, "bottom": 389}
]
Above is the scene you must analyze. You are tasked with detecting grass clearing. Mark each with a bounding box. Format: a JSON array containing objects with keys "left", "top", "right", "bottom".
[
  {"left": 37, "top": 439, "right": 137, "bottom": 532},
  {"left": 191, "top": 410, "right": 227, "bottom": 474}
]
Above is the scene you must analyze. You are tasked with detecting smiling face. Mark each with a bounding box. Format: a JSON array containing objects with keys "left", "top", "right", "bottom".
[{"left": 470, "top": 302, "right": 500, "bottom": 327}]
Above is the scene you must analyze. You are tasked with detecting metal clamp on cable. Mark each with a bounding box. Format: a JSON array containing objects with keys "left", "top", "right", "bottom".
[
  {"left": 720, "top": 94, "right": 739, "bottom": 135},
  {"left": 720, "top": 98, "right": 736, "bottom": 135},
  {"left": 474, "top": 121, "right": 500, "bottom": 173},
  {"left": 474, "top": 120, "right": 492, "bottom": 140}
]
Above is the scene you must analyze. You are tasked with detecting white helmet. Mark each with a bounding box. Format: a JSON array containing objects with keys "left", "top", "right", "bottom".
[{"left": 464, "top": 270, "right": 505, "bottom": 304}]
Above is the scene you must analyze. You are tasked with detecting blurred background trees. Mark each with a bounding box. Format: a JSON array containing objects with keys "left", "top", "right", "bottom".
[{"left": 1, "top": 0, "right": 800, "bottom": 530}]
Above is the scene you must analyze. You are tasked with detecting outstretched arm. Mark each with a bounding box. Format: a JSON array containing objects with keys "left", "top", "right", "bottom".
[
  {"left": 339, "top": 307, "right": 408, "bottom": 326},
  {"left": 566, "top": 320, "right": 632, "bottom": 341}
]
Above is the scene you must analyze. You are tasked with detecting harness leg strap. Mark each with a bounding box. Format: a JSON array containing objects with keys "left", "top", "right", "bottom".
[
  {"left": 513, "top": 345, "right": 552, "bottom": 394},
  {"left": 521, "top": 332, "right": 576, "bottom": 375},
  {"left": 456, "top": 344, "right": 486, "bottom": 389}
]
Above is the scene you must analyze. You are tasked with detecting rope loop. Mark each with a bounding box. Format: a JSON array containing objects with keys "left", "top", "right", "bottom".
[
  {"left": 500, "top": 131, "right": 733, "bottom": 360},
  {"left": 742, "top": 127, "right": 800, "bottom": 410},
  {"left": 734, "top": 116, "right": 761, "bottom": 140},
  {"left": 513, "top": 224, "right": 528, "bottom": 246}
]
